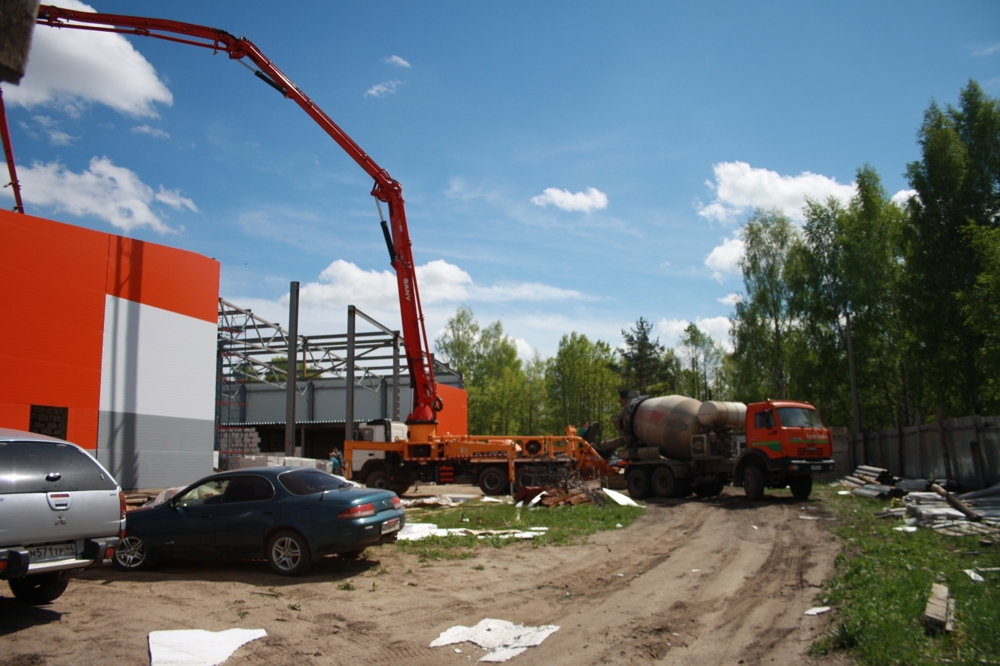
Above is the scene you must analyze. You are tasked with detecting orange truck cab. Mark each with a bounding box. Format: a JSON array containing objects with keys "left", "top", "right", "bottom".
[{"left": 735, "top": 400, "right": 835, "bottom": 499}]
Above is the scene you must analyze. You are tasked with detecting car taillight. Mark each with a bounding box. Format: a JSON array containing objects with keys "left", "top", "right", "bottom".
[
  {"left": 0, "top": 559, "right": 7, "bottom": 573},
  {"left": 119, "top": 490, "right": 127, "bottom": 520},
  {"left": 337, "top": 503, "right": 376, "bottom": 519},
  {"left": 391, "top": 496, "right": 402, "bottom": 510}
]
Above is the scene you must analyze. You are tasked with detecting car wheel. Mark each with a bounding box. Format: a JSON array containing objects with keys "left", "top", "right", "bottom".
[
  {"left": 266, "top": 529, "right": 312, "bottom": 576},
  {"left": 650, "top": 466, "right": 677, "bottom": 498},
  {"left": 8, "top": 572, "right": 69, "bottom": 604},
  {"left": 625, "top": 467, "right": 651, "bottom": 500},
  {"left": 478, "top": 466, "right": 509, "bottom": 495},
  {"left": 114, "top": 530, "right": 152, "bottom": 571},
  {"left": 365, "top": 469, "right": 390, "bottom": 490},
  {"left": 743, "top": 465, "right": 765, "bottom": 501},
  {"left": 789, "top": 475, "right": 813, "bottom": 500}
]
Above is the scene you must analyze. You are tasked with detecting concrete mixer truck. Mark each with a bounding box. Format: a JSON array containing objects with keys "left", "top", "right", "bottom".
[{"left": 610, "top": 394, "right": 835, "bottom": 501}]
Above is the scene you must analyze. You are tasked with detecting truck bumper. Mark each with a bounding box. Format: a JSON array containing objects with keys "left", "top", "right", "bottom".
[
  {"left": 0, "top": 537, "right": 120, "bottom": 579},
  {"left": 788, "top": 459, "right": 836, "bottom": 474}
]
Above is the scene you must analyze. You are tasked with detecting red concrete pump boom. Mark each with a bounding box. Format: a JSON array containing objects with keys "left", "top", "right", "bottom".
[{"left": 36, "top": 5, "right": 440, "bottom": 428}]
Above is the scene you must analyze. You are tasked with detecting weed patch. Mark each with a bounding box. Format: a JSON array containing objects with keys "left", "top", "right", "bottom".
[{"left": 812, "top": 486, "right": 1000, "bottom": 665}]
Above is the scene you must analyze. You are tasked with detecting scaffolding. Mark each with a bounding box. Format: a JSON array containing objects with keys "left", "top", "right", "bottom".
[{"left": 215, "top": 298, "right": 459, "bottom": 466}]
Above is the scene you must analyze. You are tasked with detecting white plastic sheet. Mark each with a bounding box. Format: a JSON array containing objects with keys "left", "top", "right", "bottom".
[
  {"left": 430, "top": 618, "right": 559, "bottom": 662},
  {"left": 148, "top": 628, "right": 266, "bottom": 666}
]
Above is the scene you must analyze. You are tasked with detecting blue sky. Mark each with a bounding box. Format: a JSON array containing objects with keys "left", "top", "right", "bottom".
[{"left": 3, "top": 1, "right": 999, "bottom": 359}]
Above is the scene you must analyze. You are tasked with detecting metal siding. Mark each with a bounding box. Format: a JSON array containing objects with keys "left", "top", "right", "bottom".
[
  {"left": 100, "top": 296, "right": 216, "bottom": 421},
  {"left": 96, "top": 411, "right": 214, "bottom": 489}
]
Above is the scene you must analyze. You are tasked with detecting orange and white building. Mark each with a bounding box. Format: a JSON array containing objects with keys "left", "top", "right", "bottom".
[{"left": 1, "top": 209, "right": 220, "bottom": 489}]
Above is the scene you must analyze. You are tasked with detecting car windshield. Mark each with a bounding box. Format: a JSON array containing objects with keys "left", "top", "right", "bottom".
[
  {"left": 278, "top": 469, "right": 351, "bottom": 496},
  {"left": 776, "top": 407, "right": 825, "bottom": 428}
]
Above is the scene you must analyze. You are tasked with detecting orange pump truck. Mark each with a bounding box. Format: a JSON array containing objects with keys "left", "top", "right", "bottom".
[{"left": 23, "top": 6, "right": 617, "bottom": 496}]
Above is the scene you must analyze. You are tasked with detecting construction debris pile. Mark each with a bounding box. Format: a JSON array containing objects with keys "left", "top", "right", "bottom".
[
  {"left": 843, "top": 465, "right": 1000, "bottom": 537},
  {"left": 512, "top": 468, "right": 609, "bottom": 507}
]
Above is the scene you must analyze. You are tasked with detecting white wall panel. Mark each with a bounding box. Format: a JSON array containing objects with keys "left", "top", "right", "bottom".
[{"left": 100, "top": 295, "right": 216, "bottom": 421}]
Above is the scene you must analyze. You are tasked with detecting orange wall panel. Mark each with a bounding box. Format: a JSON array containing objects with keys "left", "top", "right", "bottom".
[
  {"left": 0, "top": 402, "right": 30, "bottom": 431},
  {"left": 436, "top": 383, "right": 468, "bottom": 436},
  {"left": 107, "top": 236, "right": 220, "bottom": 323},
  {"left": 0, "top": 211, "right": 108, "bottom": 439}
]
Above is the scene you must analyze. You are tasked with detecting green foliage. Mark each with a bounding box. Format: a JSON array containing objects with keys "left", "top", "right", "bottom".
[
  {"left": 902, "top": 80, "right": 1000, "bottom": 417},
  {"left": 435, "top": 306, "right": 530, "bottom": 435},
  {"left": 959, "top": 224, "right": 1000, "bottom": 404},
  {"left": 618, "top": 317, "right": 666, "bottom": 394},
  {"left": 545, "top": 332, "right": 621, "bottom": 435},
  {"left": 727, "top": 81, "right": 1000, "bottom": 426},
  {"left": 676, "top": 323, "right": 729, "bottom": 401},
  {"left": 730, "top": 208, "right": 798, "bottom": 402},
  {"left": 813, "top": 488, "right": 1000, "bottom": 665},
  {"left": 786, "top": 166, "right": 909, "bottom": 428}
]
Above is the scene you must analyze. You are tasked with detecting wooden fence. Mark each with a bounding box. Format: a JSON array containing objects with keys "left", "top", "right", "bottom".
[{"left": 847, "top": 415, "right": 1000, "bottom": 491}]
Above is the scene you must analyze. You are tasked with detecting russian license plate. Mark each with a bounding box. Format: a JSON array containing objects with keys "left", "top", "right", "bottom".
[
  {"left": 29, "top": 542, "right": 77, "bottom": 563},
  {"left": 811, "top": 465, "right": 822, "bottom": 471},
  {"left": 380, "top": 518, "right": 401, "bottom": 534}
]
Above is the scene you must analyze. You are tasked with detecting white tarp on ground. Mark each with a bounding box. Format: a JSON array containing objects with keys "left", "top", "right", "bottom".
[
  {"left": 602, "top": 487, "right": 640, "bottom": 507},
  {"left": 397, "top": 523, "right": 537, "bottom": 541},
  {"left": 430, "top": 618, "right": 559, "bottom": 662},
  {"left": 148, "top": 628, "right": 266, "bottom": 666}
]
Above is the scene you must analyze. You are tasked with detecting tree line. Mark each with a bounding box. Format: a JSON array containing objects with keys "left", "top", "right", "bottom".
[{"left": 435, "top": 80, "right": 1000, "bottom": 435}]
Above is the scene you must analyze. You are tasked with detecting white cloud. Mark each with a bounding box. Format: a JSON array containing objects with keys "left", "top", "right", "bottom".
[
  {"left": 365, "top": 80, "right": 401, "bottom": 98},
  {"left": 530, "top": 187, "right": 608, "bottom": 213},
  {"left": 47, "top": 130, "right": 75, "bottom": 146},
  {"left": 972, "top": 43, "right": 1000, "bottom": 57},
  {"left": 132, "top": 125, "right": 170, "bottom": 139},
  {"left": 382, "top": 55, "right": 411, "bottom": 68},
  {"left": 8, "top": 0, "right": 172, "bottom": 117},
  {"left": 658, "top": 316, "right": 734, "bottom": 352},
  {"left": 696, "top": 161, "right": 855, "bottom": 224},
  {"left": 705, "top": 235, "right": 744, "bottom": 281},
  {"left": 718, "top": 292, "right": 742, "bottom": 307},
  {"left": 0, "top": 157, "right": 196, "bottom": 233},
  {"left": 891, "top": 188, "right": 917, "bottom": 207},
  {"left": 297, "top": 259, "right": 589, "bottom": 312}
]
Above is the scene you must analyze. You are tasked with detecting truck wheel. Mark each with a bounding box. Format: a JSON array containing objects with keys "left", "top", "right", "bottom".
[
  {"left": 789, "top": 475, "right": 813, "bottom": 500},
  {"left": 694, "top": 481, "right": 725, "bottom": 498},
  {"left": 651, "top": 466, "right": 677, "bottom": 498},
  {"left": 478, "top": 466, "right": 509, "bottom": 495},
  {"left": 8, "top": 572, "right": 69, "bottom": 604},
  {"left": 365, "top": 469, "right": 389, "bottom": 490},
  {"left": 625, "top": 467, "right": 651, "bottom": 500},
  {"left": 743, "top": 465, "right": 765, "bottom": 501}
]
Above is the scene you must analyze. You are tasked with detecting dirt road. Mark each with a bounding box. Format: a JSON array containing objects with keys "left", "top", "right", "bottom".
[{"left": 0, "top": 488, "right": 847, "bottom": 665}]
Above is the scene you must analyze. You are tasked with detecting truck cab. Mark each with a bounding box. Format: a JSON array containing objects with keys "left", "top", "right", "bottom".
[{"left": 737, "top": 400, "right": 835, "bottom": 499}]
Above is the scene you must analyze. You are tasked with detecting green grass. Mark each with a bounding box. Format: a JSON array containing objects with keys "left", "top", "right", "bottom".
[
  {"left": 811, "top": 486, "right": 1000, "bottom": 665},
  {"left": 397, "top": 499, "right": 643, "bottom": 562}
]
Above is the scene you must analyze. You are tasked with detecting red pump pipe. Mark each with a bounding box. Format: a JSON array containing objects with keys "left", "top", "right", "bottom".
[
  {"left": 0, "top": 86, "right": 25, "bottom": 214},
  {"left": 36, "top": 5, "right": 440, "bottom": 425}
]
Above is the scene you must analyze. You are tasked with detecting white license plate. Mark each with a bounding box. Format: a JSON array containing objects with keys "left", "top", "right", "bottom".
[
  {"left": 811, "top": 465, "right": 822, "bottom": 471},
  {"left": 380, "top": 518, "right": 401, "bottom": 534},
  {"left": 29, "top": 542, "right": 77, "bottom": 563}
]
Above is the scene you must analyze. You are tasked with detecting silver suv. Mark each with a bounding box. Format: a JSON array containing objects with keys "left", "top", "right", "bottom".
[{"left": 0, "top": 428, "right": 124, "bottom": 604}]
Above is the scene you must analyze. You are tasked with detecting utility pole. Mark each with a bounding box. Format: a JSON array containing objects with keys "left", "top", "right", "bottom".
[{"left": 283, "top": 281, "right": 299, "bottom": 457}]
